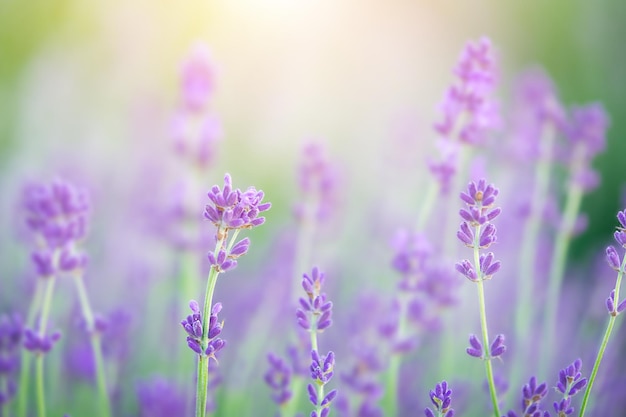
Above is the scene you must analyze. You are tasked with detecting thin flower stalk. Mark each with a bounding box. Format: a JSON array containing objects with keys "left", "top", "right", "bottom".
[
  {"left": 540, "top": 104, "right": 609, "bottom": 376},
  {"left": 456, "top": 180, "right": 504, "bottom": 417},
  {"left": 72, "top": 269, "right": 111, "bottom": 417},
  {"left": 510, "top": 77, "right": 561, "bottom": 393},
  {"left": 184, "top": 173, "right": 270, "bottom": 417},
  {"left": 578, "top": 212, "right": 626, "bottom": 417}
]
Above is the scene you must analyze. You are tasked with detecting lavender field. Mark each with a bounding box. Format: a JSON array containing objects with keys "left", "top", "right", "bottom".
[{"left": 1, "top": 2, "right": 626, "bottom": 417}]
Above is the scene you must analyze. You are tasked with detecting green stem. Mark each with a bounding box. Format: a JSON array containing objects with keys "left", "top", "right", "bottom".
[
  {"left": 35, "top": 277, "right": 56, "bottom": 417},
  {"left": 578, "top": 255, "right": 626, "bottom": 417},
  {"left": 73, "top": 273, "right": 112, "bottom": 417},
  {"left": 509, "top": 122, "right": 555, "bottom": 395},
  {"left": 473, "top": 225, "right": 500, "bottom": 417},
  {"left": 16, "top": 279, "right": 45, "bottom": 417},
  {"left": 539, "top": 144, "right": 585, "bottom": 377},
  {"left": 381, "top": 295, "right": 408, "bottom": 417},
  {"left": 195, "top": 232, "right": 226, "bottom": 417}
]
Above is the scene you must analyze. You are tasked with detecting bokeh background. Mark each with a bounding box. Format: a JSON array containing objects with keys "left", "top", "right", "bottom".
[{"left": 1, "top": 0, "right": 626, "bottom": 416}]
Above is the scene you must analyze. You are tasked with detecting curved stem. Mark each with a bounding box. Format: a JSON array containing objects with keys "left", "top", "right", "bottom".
[
  {"left": 73, "top": 273, "right": 111, "bottom": 417},
  {"left": 578, "top": 255, "right": 626, "bottom": 417},
  {"left": 195, "top": 232, "right": 225, "bottom": 417},
  {"left": 510, "top": 122, "right": 555, "bottom": 395},
  {"left": 539, "top": 144, "right": 585, "bottom": 377}
]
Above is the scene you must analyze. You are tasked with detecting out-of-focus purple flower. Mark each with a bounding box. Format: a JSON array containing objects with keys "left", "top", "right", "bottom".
[
  {"left": 23, "top": 328, "right": 61, "bottom": 354},
  {"left": 509, "top": 68, "right": 566, "bottom": 161},
  {"left": 428, "top": 139, "right": 460, "bottom": 194},
  {"left": 297, "top": 267, "right": 333, "bottom": 332},
  {"left": 23, "top": 179, "right": 89, "bottom": 249},
  {"left": 264, "top": 353, "right": 292, "bottom": 406},
  {"left": 0, "top": 314, "right": 23, "bottom": 406},
  {"left": 434, "top": 37, "right": 499, "bottom": 146},
  {"left": 181, "top": 300, "right": 225, "bottom": 360},
  {"left": 180, "top": 43, "right": 215, "bottom": 112},
  {"left": 424, "top": 380, "right": 454, "bottom": 417},
  {"left": 556, "top": 358, "right": 587, "bottom": 397},
  {"left": 390, "top": 230, "right": 432, "bottom": 281},
  {"left": 204, "top": 174, "right": 271, "bottom": 232},
  {"left": 564, "top": 103, "right": 609, "bottom": 192},
  {"left": 293, "top": 142, "right": 339, "bottom": 223},
  {"left": 136, "top": 376, "right": 187, "bottom": 417}
]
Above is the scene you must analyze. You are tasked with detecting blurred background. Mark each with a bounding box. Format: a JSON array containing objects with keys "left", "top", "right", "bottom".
[
  {"left": 0, "top": 0, "right": 624, "bottom": 257},
  {"left": 1, "top": 0, "right": 625, "bottom": 415}
]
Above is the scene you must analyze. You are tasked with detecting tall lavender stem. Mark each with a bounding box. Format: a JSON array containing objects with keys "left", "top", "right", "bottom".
[
  {"left": 72, "top": 271, "right": 111, "bottom": 417},
  {"left": 578, "top": 213, "right": 626, "bottom": 416},
  {"left": 456, "top": 180, "right": 504, "bottom": 417}
]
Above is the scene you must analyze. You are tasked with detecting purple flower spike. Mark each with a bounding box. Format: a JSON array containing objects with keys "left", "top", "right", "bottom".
[
  {"left": 553, "top": 397, "right": 574, "bottom": 416},
  {"left": 181, "top": 301, "right": 225, "bottom": 360},
  {"left": 424, "top": 380, "right": 454, "bottom": 417},
  {"left": 489, "top": 334, "right": 506, "bottom": 358},
  {"left": 23, "top": 328, "right": 62, "bottom": 354},
  {"left": 615, "top": 230, "right": 626, "bottom": 248},
  {"left": 556, "top": 359, "right": 587, "bottom": 396},
  {"left": 297, "top": 267, "right": 334, "bottom": 333},
  {"left": 466, "top": 334, "right": 483, "bottom": 358},
  {"left": 617, "top": 209, "right": 626, "bottom": 230},
  {"left": 310, "top": 350, "right": 335, "bottom": 384},
  {"left": 521, "top": 376, "right": 548, "bottom": 411},
  {"left": 180, "top": 43, "right": 215, "bottom": 112}
]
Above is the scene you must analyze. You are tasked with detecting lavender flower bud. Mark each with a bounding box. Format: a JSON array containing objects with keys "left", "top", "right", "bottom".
[
  {"left": 521, "top": 376, "right": 548, "bottom": 411},
  {"left": 265, "top": 353, "right": 292, "bottom": 405},
  {"left": 606, "top": 246, "right": 622, "bottom": 271},
  {"left": 466, "top": 334, "right": 483, "bottom": 358},
  {"left": 479, "top": 252, "right": 501, "bottom": 279},
  {"left": 556, "top": 359, "right": 587, "bottom": 396},
  {"left": 455, "top": 260, "right": 478, "bottom": 282},
  {"left": 489, "top": 334, "right": 506, "bottom": 358}
]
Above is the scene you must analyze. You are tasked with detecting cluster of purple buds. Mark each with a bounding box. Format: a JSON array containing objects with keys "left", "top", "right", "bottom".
[
  {"left": 465, "top": 333, "right": 506, "bottom": 360},
  {"left": 294, "top": 142, "right": 338, "bottom": 222},
  {"left": 296, "top": 267, "right": 333, "bottom": 332},
  {"left": 554, "top": 359, "right": 587, "bottom": 414},
  {"left": 605, "top": 209, "right": 626, "bottom": 315},
  {"left": 307, "top": 350, "right": 338, "bottom": 417},
  {"left": 207, "top": 237, "right": 250, "bottom": 272},
  {"left": 424, "top": 380, "right": 454, "bottom": 417},
  {"left": 505, "top": 376, "right": 549, "bottom": 417},
  {"left": 264, "top": 353, "right": 292, "bottom": 406},
  {"left": 565, "top": 103, "right": 609, "bottom": 192},
  {"left": 204, "top": 174, "right": 271, "bottom": 236},
  {"left": 435, "top": 37, "right": 499, "bottom": 145},
  {"left": 172, "top": 43, "right": 223, "bottom": 169},
  {"left": 181, "top": 300, "right": 225, "bottom": 361},
  {"left": 23, "top": 180, "right": 90, "bottom": 277},
  {"left": 455, "top": 180, "right": 502, "bottom": 282},
  {"left": 23, "top": 328, "right": 61, "bottom": 354},
  {"left": 0, "top": 314, "right": 23, "bottom": 405}
]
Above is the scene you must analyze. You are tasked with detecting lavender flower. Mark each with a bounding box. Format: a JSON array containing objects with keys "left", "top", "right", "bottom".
[
  {"left": 296, "top": 267, "right": 333, "bottom": 333},
  {"left": 23, "top": 179, "right": 89, "bottom": 250},
  {"left": 552, "top": 359, "right": 587, "bottom": 416},
  {"left": 265, "top": 353, "right": 292, "bottom": 406},
  {"left": 424, "top": 380, "right": 454, "bottom": 417},
  {"left": 294, "top": 142, "right": 339, "bottom": 223},
  {"left": 181, "top": 300, "right": 225, "bottom": 360},
  {"left": 504, "top": 376, "right": 549, "bottom": 417},
  {"left": 0, "top": 314, "right": 23, "bottom": 406},
  {"left": 307, "top": 350, "right": 338, "bottom": 417},
  {"left": 435, "top": 37, "right": 499, "bottom": 145},
  {"left": 23, "top": 328, "right": 61, "bottom": 354},
  {"left": 180, "top": 43, "right": 216, "bottom": 112},
  {"left": 136, "top": 376, "right": 187, "bottom": 417},
  {"left": 204, "top": 173, "right": 271, "bottom": 235},
  {"left": 456, "top": 179, "right": 504, "bottom": 417}
]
